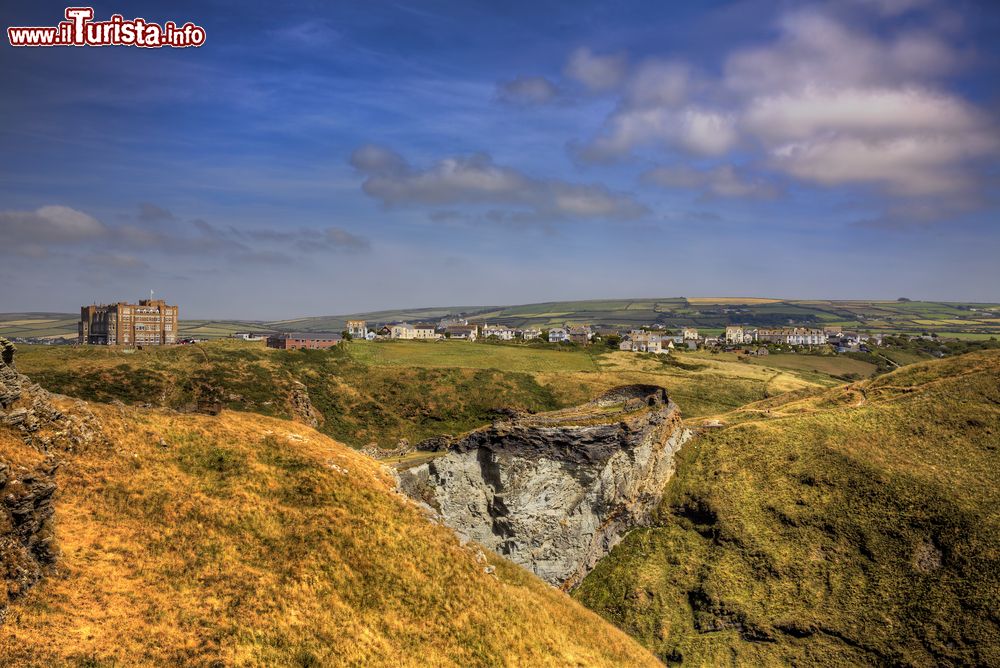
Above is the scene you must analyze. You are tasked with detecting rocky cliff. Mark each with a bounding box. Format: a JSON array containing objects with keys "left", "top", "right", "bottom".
[
  {"left": 398, "top": 384, "right": 692, "bottom": 589},
  {"left": 0, "top": 339, "right": 101, "bottom": 620}
]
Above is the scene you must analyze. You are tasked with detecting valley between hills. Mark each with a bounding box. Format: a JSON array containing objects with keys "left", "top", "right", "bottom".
[{"left": 1, "top": 336, "right": 997, "bottom": 666}]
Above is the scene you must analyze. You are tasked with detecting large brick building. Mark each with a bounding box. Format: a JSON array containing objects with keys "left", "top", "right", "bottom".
[
  {"left": 79, "top": 299, "right": 178, "bottom": 346},
  {"left": 266, "top": 332, "right": 342, "bottom": 350}
]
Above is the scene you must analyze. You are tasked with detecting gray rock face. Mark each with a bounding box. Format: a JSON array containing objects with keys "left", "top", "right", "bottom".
[
  {"left": 399, "top": 385, "right": 692, "bottom": 589},
  {"left": 0, "top": 339, "right": 101, "bottom": 452},
  {"left": 0, "top": 459, "right": 59, "bottom": 616},
  {"left": 0, "top": 338, "right": 103, "bottom": 620},
  {"left": 289, "top": 380, "right": 321, "bottom": 428}
]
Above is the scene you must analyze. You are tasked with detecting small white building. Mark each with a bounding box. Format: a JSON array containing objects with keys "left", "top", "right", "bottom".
[
  {"left": 725, "top": 326, "right": 757, "bottom": 344},
  {"left": 390, "top": 323, "right": 415, "bottom": 339},
  {"left": 620, "top": 330, "right": 664, "bottom": 353},
  {"left": 413, "top": 323, "right": 439, "bottom": 339},
  {"left": 548, "top": 327, "right": 569, "bottom": 343},
  {"left": 231, "top": 331, "right": 266, "bottom": 342},
  {"left": 346, "top": 319, "right": 368, "bottom": 338},
  {"left": 521, "top": 328, "right": 542, "bottom": 340},
  {"left": 481, "top": 323, "right": 517, "bottom": 340},
  {"left": 446, "top": 325, "right": 478, "bottom": 341},
  {"left": 682, "top": 327, "right": 700, "bottom": 341}
]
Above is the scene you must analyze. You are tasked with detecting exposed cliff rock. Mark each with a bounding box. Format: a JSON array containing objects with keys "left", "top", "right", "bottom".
[
  {"left": 289, "top": 380, "right": 321, "bottom": 428},
  {"left": 0, "top": 459, "right": 59, "bottom": 618},
  {"left": 0, "top": 339, "right": 102, "bottom": 620},
  {"left": 398, "top": 384, "right": 692, "bottom": 589}
]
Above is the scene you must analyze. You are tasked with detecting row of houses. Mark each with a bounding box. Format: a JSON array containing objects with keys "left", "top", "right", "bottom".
[
  {"left": 255, "top": 318, "right": 869, "bottom": 353},
  {"left": 345, "top": 319, "right": 593, "bottom": 343},
  {"left": 726, "top": 326, "right": 865, "bottom": 348},
  {"left": 250, "top": 318, "right": 597, "bottom": 350},
  {"left": 618, "top": 330, "right": 701, "bottom": 353},
  {"left": 616, "top": 325, "right": 870, "bottom": 356}
]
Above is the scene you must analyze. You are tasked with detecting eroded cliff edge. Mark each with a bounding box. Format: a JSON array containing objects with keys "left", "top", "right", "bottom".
[
  {"left": 0, "top": 338, "right": 101, "bottom": 620},
  {"left": 398, "top": 384, "right": 692, "bottom": 589}
]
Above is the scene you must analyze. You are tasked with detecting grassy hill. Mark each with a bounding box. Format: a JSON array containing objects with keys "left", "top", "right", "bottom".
[
  {"left": 13, "top": 339, "right": 843, "bottom": 449},
  {"left": 574, "top": 350, "right": 1000, "bottom": 665},
  {"left": 5, "top": 297, "right": 1000, "bottom": 341},
  {"left": 0, "top": 396, "right": 659, "bottom": 666},
  {"left": 6, "top": 336, "right": 999, "bottom": 664}
]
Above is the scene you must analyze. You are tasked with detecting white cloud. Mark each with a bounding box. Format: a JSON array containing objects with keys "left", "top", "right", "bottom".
[
  {"left": 564, "top": 48, "right": 627, "bottom": 92},
  {"left": 569, "top": 5, "right": 996, "bottom": 205},
  {"left": 743, "top": 86, "right": 983, "bottom": 143},
  {"left": 351, "top": 144, "right": 647, "bottom": 221},
  {"left": 644, "top": 165, "right": 778, "bottom": 199},
  {"left": 0, "top": 205, "right": 108, "bottom": 249},
  {"left": 724, "top": 10, "right": 958, "bottom": 95},
  {"left": 576, "top": 106, "right": 738, "bottom": 161},
  {"left": 770, "top": 134, "right": 987, "bottom": 195}
]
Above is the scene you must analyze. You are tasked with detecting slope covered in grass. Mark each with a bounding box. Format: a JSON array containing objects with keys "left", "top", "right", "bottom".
[
  {"left": 0, "top": 399, "right": 659, "bottom": 667},
  {"left": 575, "top": 350, "right": 1000, "bottom": 666},
  {"left": 15, "top": 340, "right": 827, "bottom": 449}
]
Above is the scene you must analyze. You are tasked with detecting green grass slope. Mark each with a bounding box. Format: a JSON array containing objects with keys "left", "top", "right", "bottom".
[
  {"left": 14, "top": 340, "right": 836, "bottom": 448},
  {"left": 575, "top": 350, "right": 1000, "bottom": 666}
]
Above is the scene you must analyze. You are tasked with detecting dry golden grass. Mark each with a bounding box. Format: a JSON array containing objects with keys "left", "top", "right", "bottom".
[{"left": 0, "top": 401, "right": 659, "bottom": 667}]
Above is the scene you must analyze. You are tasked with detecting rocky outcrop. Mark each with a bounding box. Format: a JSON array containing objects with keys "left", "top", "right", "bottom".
[
  {"left": 0, "top": 338, "right": 101, "bottom": 620},
  {"left": 0, "top": 339, "right": 101, "bottom": 452},
  {"left": 361, "top": 438, "right": 413, "bottom": 460},
  {"left": 0, "top": 459, "right": 59, "bottom": 617},
  {"left": 289, "top": 380, "right": 321, "bottom": 428},
  {"left": 398, "top": 385, "right": 692, "bottom": 589}
]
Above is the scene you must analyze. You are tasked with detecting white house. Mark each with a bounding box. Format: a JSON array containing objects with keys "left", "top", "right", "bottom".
[
  {"left": 390, "top": 323, "right": 415, "bottom": 339},
  {"left": 231, "top": 332, "right": 266, "bottom": 342},
  {"left": 548, "top": 327, "right": 569, "bottom": 343},
  {"left": 346, "top": 319, "right": 368, "bottom": 338},
  {"left": 725, "top": 326, "right": 757, "bottom": 344},
  {"left": 481, "top": 323, "right": 517, "bottom": 340},
  {"left": 758, "top": 327, "right": 826, "bottom": 346},
  {"left": 446, "top": 325, "right": 478, "bottom": 341},
  {"left": 521, "top": 328, "right": 542, "bottom": 340},
  {"left": 413, "top": 323, "right": 439, "bottom": 339}
]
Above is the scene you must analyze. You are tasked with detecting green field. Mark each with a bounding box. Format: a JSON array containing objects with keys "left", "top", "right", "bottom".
[
  {"left": 13, "top": 338, "right": 849, "bottom": 448},
  {"left": 745, "top": 352, "right": 878, "bottom": 378},
  {"left": 345, "top": 340, "right": 600, "bottom": 372},
  {"left": 5, "top": 298, "right": 999, "bottom": 342}
]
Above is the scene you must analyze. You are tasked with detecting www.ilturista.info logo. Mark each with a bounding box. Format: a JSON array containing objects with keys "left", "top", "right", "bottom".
[{"left": 8, "top": 7, "right": 206, "bottom": 48}]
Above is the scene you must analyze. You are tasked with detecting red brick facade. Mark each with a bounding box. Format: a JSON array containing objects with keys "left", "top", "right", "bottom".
[{"left": 266, "top": 332, "right": 341, "bottom": 350}]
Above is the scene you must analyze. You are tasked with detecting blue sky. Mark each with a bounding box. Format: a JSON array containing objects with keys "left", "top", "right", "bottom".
[{"left": 2, "top": 0, "right": 998, "bottom": 318}]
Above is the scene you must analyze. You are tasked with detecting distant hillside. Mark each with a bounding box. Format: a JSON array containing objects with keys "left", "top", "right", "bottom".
[
  {"left": 575, "top": 350, "right": 1000, "bottom": 665},
  {"left": 13, "top": 338, "right": 835, "bottom": 449},
  {"left": 0, "top": 352, "right": 658, "bottom": 666},
  {"left": 4, "top": 297, "right": 1000, "bottom": 341}
]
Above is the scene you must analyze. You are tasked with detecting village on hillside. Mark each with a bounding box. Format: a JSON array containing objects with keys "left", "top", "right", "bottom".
[
  {"left": 248, "top": 317, "right": 879, "bottom": 356},
  {"left": 8, "top": 298, "right": 976, "bottom": 362}
]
